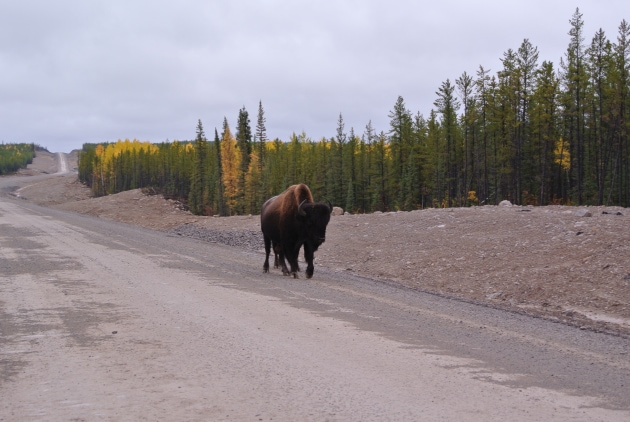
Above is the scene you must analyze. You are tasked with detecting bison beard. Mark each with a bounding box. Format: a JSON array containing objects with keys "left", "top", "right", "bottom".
[{"left": 261, "top": 184, "right": 332, "bottom": 279}]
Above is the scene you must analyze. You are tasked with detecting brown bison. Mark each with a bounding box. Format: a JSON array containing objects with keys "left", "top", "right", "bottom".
[{"left": 261, "top": 184, "right": 332, "bottom": 278}]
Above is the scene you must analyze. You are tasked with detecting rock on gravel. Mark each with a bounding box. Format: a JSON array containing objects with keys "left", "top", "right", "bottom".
[{"left": 574, "top": 208, "right": 593, "bottom": 217}]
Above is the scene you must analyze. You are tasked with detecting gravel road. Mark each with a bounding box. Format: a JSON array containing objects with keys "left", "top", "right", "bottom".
[{"left": 1, "top": 156, "right": 630, "bottom": 420}]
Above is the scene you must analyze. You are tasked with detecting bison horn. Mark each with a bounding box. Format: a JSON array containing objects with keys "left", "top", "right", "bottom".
[
  {"left": 323, "top": 197, "right": 333, "bottom": 212},
  {"left": 298, "top": 199, "right": 308, "bottom": 216}
]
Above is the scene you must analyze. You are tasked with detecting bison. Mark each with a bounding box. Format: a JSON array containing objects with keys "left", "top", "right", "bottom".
[{"left": 261, "top": 184, "right": 332, "bottom": 279}]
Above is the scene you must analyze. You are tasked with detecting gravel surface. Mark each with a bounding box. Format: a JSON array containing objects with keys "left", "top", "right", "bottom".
[
  {"left": 13, "top": 150, "right": 630, "bottom": 337},
  {"left": 165, "top": 224, "right": 264, "bottom": 251}
]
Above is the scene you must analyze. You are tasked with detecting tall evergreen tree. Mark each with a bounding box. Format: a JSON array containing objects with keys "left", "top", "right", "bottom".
[
  {"left": 475, "top": 65, "right": 492, "bottom": 204},
  {"left": 371, "top": 132, "right": 391, "bottom": 211},
  {"left": 215, "top": 125, "right": 226, "bottom": 215},
  {"left": 255, "top": 101, "right": 267, "bottom": 167},
  {"left": 612, "top": 19, "right": 630, "bottom": 205},
  {"left": 586, "top": 28, "right": 613, "bottom": 204},
  {"left": 255, "top": 100, "right": 269, "bottom": 203},
  {"left": 412, "top": 112, "right": 429, "bottom": 208},
  {"left": 333, "top": 113, "right": 346, "bottom": 205},
  {"left": 388, "top": 96, "right": 414, "bottom": 208},
  {"left": 360, "top": 121, "right": 377, "bottom": 212},
  {"left": 343, "top": 127, "right": 358, "bottom": 212},
  {"left": 425, "top": 110, "right": 444, "bottom": 206},
  {"left": 434, "top": 80, "right": 461, "bottom": 206},
  {"left": 456, "top": 72, "right": 476, "bottom": 201},
  {"left": 516, "top": 39, "right": 540, "bottom": 204},
  {"left": 188, "top": 119, "right": 208, "bottom": 214},
  {"left": 236, "top": 107, "right": 252, "bottom": 213},
  {"left": 562, "top": 8, "right": 588, "bottom": 204}
]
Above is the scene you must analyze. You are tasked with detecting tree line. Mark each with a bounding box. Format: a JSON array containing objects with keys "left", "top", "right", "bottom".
[
  {"left": 78, "top": 9, "right": 630, "bottom": 214},
  {"left": 0, "top": 143, "right": 35, "bottom": 175}
]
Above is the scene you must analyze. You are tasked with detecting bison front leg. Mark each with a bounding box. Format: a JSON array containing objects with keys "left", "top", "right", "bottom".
[
  {"left": 283, "top": 246, "right": 300, "bottom": 278},
  {"left": 303, "top": 242, "right": 315, "bottom": 279},
  {"left": 277, "top": 248, "right": 291, "bottom": 276}
]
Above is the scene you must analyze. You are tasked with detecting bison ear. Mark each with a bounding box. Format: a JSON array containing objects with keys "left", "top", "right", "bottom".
[{"left": 298, "top": 199, "right": 308, "bottom": 216}]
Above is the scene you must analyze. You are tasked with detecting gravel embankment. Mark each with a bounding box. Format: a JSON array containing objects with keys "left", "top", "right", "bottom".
[{"left": 165, "top": 224, "right": 264, "bottom": 251}]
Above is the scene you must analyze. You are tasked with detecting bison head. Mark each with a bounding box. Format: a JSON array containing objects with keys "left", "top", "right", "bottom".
[{"left": 298, "top": 199, "right": 332, "bottom": 247}]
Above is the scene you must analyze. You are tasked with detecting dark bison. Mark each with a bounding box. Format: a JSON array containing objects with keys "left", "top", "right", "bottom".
[{"left": 261, "top": 184, "right": 332, "bottom": 278}]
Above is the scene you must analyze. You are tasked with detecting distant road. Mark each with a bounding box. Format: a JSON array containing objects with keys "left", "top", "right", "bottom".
[
  {"left": 1, "top": 174, "right": 629, "bottom": 420},
  {"left": 56, "top": 152, "right": 69, "bottom": 174}
]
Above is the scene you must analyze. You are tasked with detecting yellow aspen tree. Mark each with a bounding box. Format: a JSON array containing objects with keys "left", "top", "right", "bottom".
[
  {"left": 244, "top": 150, "right": 261, "bottom": 214},
  {"left": 554, "top": 137, "right": 570, "bottom": 171},
  {"left": 221, "top": 124, "right": 241, "bottom": 215}
]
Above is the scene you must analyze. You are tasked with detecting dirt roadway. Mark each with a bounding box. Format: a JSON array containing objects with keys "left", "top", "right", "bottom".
[
  {"left": 2, "top": 178, "right": 630, "bottom": 420},
  {"left": 14, "top": 150, "right": 630, "bottom": 336}
]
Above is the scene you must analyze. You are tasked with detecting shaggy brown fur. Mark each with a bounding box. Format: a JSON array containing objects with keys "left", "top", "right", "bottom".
[
  {"left": 261, "top": 184, "right": 313, "bottom": 240},
  {"left": 277, "top": 183, "right": 313, "bottom": 224}
]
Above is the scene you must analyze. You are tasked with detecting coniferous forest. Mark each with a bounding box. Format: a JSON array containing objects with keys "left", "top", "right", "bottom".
[{"left": 78, "top": 10, "right": 630, "bottom": 215}]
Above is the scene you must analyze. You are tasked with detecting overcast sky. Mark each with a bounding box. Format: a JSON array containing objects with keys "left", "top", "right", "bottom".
[{"left": 1, "top": 1, "right": 627, "bottom": 153}]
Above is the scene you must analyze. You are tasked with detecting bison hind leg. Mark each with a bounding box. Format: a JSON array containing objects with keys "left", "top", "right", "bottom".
[{"left": 263, "top": 234, "right": 272, "bottom": 273}]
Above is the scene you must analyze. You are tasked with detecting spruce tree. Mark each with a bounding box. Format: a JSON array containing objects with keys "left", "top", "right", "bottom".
[
  {"left": 475, "top": 65, "right": 492, "bottom": 203},
  {"left": 360, "top": 121, "right": 377, "bottom": 212},
  {"left": 188, "top": 119, "right": 207, "bottom": 215},
  {"left": 215, "top": 126, "right": 225, "bottom": 215},
  {"left": 516, "top": 39, "right": 540, "bottom": 205},
  {"left": 434, "top": 80, "right": 461, "bottom": 206},
  {"left": 236, "top": 107, "right": 252, "bottom": 213},
  {"left": 612, "top": 19, "right": 630, "bottom": 205},
  {"left": 497, "top": 50, "right": 520, "bottom": 203},
  {"left": 255, "top": 101, "right": 269, "bottom": 204},
  {"left": 586, "top": 28, "right": 613, "bottom": 205},
  {"left": 256, "top": 100, "right": 267, "bottom": 170},
  {"left": 561, "top": 8, "right": 587, "bottom": 204},
  {"left": 388, "top": 96, "right": 413, "bottom": 207},
  {"left": 334, "top": 113, "right": 346, "bottom": 205},
  {"left": 343, "top": 127, "right": 357, "bottom": 211},
  {"left": 456, "top": 72, "right": 475, "bottom": 203}
]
